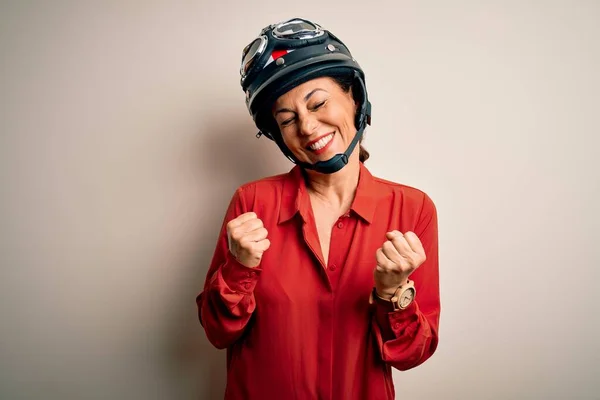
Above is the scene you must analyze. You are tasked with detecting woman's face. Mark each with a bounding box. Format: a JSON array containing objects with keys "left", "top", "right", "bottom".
[{"left": 272, "top": 77, "right": 357, "bottom": 164}]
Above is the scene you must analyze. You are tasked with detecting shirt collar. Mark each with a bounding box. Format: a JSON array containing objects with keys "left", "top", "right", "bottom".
[
  {"left": 278, "top": 163, "right": 378, "bottom": 225},
  {"left": 278, "top": 166, "right": 305, "bottom": 224},
  {"left": 351, "top": 163, "right": 378, "bottom": 224}
]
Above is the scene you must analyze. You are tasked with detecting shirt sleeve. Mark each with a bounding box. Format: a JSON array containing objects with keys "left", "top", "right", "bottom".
[
  {"left": 196, "top": 187, "right": 262, "bottom": 349},
  {"left": 371, "top": 193, "right": 441, "bottom": 371}
]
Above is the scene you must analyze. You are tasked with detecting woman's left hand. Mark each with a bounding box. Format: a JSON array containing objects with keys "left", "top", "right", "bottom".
[{"left": 373, "top": 230, "right": 427, "bottom": 298}]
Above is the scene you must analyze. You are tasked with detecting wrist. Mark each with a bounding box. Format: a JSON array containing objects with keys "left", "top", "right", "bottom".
[
  {"left": 372, "top": 280, "right": 416, "bottom": 311},
  {"left": 375, "top": 279, "right": 409, "bottom": 299},
  {"left": 375, "top": 288, "right": 395, "bottom": 299}
]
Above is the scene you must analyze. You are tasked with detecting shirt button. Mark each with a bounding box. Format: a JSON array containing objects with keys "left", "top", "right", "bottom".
[
  {"left": 393, "top": 322, "right": 401, "bottom": 330},
  {"left": 243, "top": 283, "right": 251, "bottom": 290},
  {"left": 329, "top": 264, "right": 337, "bottom": 272},
  {"left": 249, "top": 271, "right": 256, "bottom": 277},
  {"left": 337, "top": 222, "right": 344, "bottom": 229}
]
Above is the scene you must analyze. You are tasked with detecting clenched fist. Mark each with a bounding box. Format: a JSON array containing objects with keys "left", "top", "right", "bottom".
[
  {"left": 227, "top": 212, "right": 270, "bottom": 268},
  {"left": 374, "top": 230, "right": 426, "bottom": 297}
]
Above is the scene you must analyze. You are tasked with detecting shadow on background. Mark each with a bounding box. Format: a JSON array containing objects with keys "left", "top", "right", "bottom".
[{"left": 165, "top": 115, "right": 289, "bottom": 399}]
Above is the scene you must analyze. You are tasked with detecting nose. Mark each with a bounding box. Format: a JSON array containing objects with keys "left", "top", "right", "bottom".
[{"left": 298, "top": 112, "right": 318, "bottom": 136}]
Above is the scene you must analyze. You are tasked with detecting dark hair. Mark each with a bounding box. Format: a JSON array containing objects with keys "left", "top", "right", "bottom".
[{"left": 327, "top": 72, "right": 370, "bottom": 163}]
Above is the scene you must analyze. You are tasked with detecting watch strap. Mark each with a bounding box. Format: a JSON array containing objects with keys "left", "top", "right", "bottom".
[{"left": 371, "top": 280, "right": 416, "bottom": 311}]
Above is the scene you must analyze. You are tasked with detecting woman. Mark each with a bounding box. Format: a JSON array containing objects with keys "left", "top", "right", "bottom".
[{"left": 197, "top": 18, "right": 440, "bottom": 400}]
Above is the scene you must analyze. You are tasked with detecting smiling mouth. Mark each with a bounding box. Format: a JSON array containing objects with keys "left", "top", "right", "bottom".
[{"left": 306, "top": 133, "right": 334, "bottom": 152}]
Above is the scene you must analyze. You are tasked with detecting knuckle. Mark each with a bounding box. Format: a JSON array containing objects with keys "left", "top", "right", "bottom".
[
  {"left": 248, "top": 220, "right": 260, "bottom": 231},
  {"left": 226, "top": 220, "right": 236, "bottom": 232},
  {"left": 229, "top": 229, "right": 240, "bottom": 241},
  {"left": 239, "top": 237, "right": 252, "bottom": 248},
  {"left": 391, "top": 238, "right": 404, "bottom": 248},
  {"left": 246, "top": 241, "right": 258, "bottom": 253},
  {"left": 409, "top": 232, "right": 420, "bottom": 243},
  {"left": 240, "top": 220, "right": 251, "bottom": 229},
  {"left": 397, "top": 260, "right": 410, "bottom": 270},
  {"left": 388, "top": 262, "right": 400, "bottom": 271}
]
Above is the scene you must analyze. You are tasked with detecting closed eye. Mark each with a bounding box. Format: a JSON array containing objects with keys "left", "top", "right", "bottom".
[
  {"left": 281, "top": 117, "right": 295, "bottom": 126},
  {"left": 311, "top": 101, "right": 326, "bottom": 111}
]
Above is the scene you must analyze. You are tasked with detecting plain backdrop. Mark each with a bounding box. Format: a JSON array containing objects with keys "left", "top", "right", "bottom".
[{"left": 1, "top": 1, "right": 598, "bottom": 399}]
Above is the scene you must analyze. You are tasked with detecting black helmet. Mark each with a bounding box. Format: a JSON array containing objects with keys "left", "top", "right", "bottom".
[{"left": 239, "top": 17, "right": 372, "bottom": 174}]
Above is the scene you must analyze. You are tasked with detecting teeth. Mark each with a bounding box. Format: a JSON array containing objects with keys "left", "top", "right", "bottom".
[{"left": 309, "top": 134, "right": 333, "bottom": 151}]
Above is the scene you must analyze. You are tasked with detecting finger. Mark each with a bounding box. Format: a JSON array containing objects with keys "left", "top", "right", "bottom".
[
  {"left": 375, "top": 248, "right": 393, "bottom": 271},
  {"left": 240, "top": 227, "right": 268, "bottom": 243},
  {"left": 253, "top": 238, "right": 271, "bottom": 252},
  {"left": 239, "top": 218, "right": 264, "bottom": 233},
  {"left": 231, "top": 219, "right": 264, "bottom": 239},
  {"left": 385, "top": 230, "right": 401, "bottom": 240},
  {"left": 389, "top": 233, "right": 414, "bottom": 256},
  {"left": 381, "top": 240, "right": 404, "bottom": 267},
  {"left": 228, "top": 212, "right": 258, "bottom": 230},
  {"left": 403, "top": 231, "right": 425, "bottom": 255}
]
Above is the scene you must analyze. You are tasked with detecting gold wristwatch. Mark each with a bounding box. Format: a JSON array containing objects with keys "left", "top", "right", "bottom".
[{"left": 373, "top": 280, "right": 416, "bottom": 311}]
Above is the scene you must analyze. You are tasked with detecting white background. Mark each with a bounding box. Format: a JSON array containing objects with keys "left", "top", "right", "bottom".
[{"left": 1, "top": 1, "right": 598, "bottom": 399}]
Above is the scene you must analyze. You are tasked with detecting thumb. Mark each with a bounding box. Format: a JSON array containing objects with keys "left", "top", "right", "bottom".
[{"left": 386, "top": 230, "right": 401, "bottom": 240}]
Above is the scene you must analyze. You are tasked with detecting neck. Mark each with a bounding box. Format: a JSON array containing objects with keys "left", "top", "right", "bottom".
[{"left": 303, "top": 152, "right": 361, "bottom": 210}]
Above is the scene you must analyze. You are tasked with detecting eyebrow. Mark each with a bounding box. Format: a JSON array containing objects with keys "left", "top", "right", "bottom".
[
  {"left": 274, "top": 88, "right": 328, "bottom": 116},
  {"left": 303, "top": 88, "right": 327, "bottom": 102}
]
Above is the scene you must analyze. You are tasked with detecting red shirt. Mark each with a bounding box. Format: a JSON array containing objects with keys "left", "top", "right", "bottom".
[{"left": 197, "top": 163, "right": 440, "bottom": 400}]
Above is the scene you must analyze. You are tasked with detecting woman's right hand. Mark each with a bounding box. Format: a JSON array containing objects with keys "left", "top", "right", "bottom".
[{"left": 226, "top": 212, "right": 270, "bottom": 268}]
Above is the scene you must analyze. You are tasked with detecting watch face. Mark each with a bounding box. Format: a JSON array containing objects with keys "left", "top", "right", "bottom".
[{"left": 399, "top": 288, "right": 415, "bottom": 308}]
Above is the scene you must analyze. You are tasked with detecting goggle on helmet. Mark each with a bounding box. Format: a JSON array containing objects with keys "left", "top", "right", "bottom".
[{"left": 239, "top": 17, "right": 372, "bottom": 173}]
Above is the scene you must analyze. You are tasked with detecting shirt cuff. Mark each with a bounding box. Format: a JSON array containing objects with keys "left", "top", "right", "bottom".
[
  {"left": 388, "top": 301, "right": 419, "bottom": 335},
  {"left": 220, "top": 256, "right": 262, "bottom": 294},
  {"left": 370, "top": 291, "right": 420, "bottom": 339}
]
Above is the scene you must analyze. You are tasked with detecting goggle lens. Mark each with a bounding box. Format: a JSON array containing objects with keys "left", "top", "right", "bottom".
[
  {"left": 273, "top": 19, "right": 322, "bottom": 39},
  {"left": 241, "top": 36, "right": 266, "bottom": 77}
]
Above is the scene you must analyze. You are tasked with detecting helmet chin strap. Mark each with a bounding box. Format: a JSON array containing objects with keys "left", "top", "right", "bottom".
[{"left": 295, "top": 124, "right": 365, "bottom": 174}]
